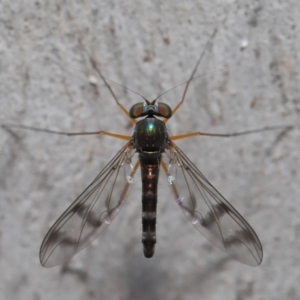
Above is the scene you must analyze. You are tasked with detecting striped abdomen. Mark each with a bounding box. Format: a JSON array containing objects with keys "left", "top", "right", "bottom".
[
  {"left": 133, "top": 117, "right": 167, "bottom": 257},
  {"left": 140, "top": 156, "right": 161, "bottom": 258}
]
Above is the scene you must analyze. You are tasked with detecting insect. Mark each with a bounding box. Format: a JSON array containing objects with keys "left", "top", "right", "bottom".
[{"left": 3, "top": 30, "right": 291, "bottom": 267}]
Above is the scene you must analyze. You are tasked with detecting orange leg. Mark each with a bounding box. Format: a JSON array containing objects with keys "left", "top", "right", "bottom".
[
  {"left": 170, "top": 125, "right": 293, "bottom": 141},
  {"left": 80, "top": 42, "right": 137, "bottom": 125},
  {"left": 164, "top": 29, "right": 217, "bottom": 124},
  {"left": 2, "top": 124, "right": 131, "bottom": 141}
]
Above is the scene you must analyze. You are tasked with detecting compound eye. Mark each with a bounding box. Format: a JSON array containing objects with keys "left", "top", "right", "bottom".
[
  {"left": 129, "top": 103, "right": 144, "bottom": 118},
  {"left": 157, "top": 103, "right": 172, "bottom": 118}
]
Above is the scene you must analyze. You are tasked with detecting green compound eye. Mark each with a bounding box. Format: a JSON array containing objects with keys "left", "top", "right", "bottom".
[
  {"left": 129, "top": 102, "right": 172, "bottom": 118},
  {"left": 157, "top": 103, "right": 172, "bottom": 118},
  {"left": 129, "top": 103, "right": 144, "bottom": 118}
]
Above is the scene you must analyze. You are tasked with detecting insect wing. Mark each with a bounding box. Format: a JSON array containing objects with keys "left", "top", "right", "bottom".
[
  {"left": 163, "top": 143, "right": 263, "bottom": 266},
  {"left": 40, "top": 142, "right": 137, "bottom": 267}
]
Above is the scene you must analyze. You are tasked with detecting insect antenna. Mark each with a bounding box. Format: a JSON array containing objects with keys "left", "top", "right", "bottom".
[
  {"left": 99, "top": 77, "right": 147, "bottom": 102},
  {"left": 153, "top": 70, "right": 219, "bottom": 102}
]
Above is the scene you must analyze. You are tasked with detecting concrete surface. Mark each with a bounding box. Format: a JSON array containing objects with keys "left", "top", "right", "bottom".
[{"left": 0, "top": 0, "right": 300, "bottom": 299}]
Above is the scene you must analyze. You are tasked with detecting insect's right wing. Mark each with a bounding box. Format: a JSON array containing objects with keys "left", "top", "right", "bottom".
[
  {"left": 40, "top": 142, "right": 138, "bottom": 267},
  {"left": 162, "top": 142, "right": 263, "bottom": 266}
]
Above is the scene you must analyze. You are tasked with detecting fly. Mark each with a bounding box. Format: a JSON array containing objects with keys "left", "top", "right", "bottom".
[{"left": 2, "top": 30, "right": 292, "bottom": 267}]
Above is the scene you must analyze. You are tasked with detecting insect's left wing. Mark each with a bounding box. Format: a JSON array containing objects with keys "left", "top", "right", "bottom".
[
  {"left": 162, "top": 142, "right": 263, "bottom": 266},
  {"left": 40, "top": 142, "right": 138, "bottom": 267}
]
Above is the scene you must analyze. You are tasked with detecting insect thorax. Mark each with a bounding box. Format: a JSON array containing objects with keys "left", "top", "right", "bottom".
[{"left": 133, "top": 117, "right": 168, "bottom": 159}]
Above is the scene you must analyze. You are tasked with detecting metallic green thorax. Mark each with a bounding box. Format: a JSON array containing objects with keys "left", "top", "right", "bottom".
[{"left": 134, "top": 118, "right": 167, "bottom": 159}]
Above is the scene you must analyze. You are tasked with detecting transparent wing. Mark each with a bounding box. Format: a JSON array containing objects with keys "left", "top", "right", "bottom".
[
  {"left": 162, "top": 142, "right": 263, "bottom": 266},
  {"left": 40, "top": 142, "right": 138, "bottom": 267}
]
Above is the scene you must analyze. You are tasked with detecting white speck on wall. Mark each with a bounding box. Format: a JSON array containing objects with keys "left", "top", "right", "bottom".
[{"left": 240, "top": 39, "right": 249, "bottom": 50}]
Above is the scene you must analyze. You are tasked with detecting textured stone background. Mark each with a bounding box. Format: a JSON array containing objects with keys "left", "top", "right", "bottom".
[{"left": 0, "top": 1, "right": 300, "bottom": 299}]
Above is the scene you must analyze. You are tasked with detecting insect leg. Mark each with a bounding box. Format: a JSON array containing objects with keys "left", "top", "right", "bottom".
[
  {"left": 2, "top": 124, "right": 131, "bottom": 141},
  {"left": 163, "top": 29, "right": 217, "bottom": 124},
  {"left": 170, "top": 125, "right": 293, "bottom": 141},
  {"left": 79, "top": 41, "right": 137, "bottom": 125}
]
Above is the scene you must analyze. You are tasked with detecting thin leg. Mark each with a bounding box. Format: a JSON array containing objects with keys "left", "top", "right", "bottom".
[
  {"left": 2, "top": 124, "right": 131, "bottom": 141},
  {"left": 161, "top": 161, "right": 182, "bottom": 204},
  {"left": 120, "top": 160, "right": 140, "bottom": 199},
  {"left": 79, "top": 41, "right": 137, "bottom": 125},
  {"left": 164, "top": 29, "right": 217, "bottom": 124},
  {"left": 170, "top": 125, "right": 293, "bottom": 141}
]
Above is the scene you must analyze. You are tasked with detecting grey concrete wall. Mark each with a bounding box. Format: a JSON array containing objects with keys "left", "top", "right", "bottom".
[{"left": 0, "top": 0, "right": 300, "bottom": 299}]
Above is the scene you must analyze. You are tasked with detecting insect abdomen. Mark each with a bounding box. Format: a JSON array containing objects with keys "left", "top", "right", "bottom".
[{"left": 140, "top": 156, "right": 161, "bottom": 258}]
